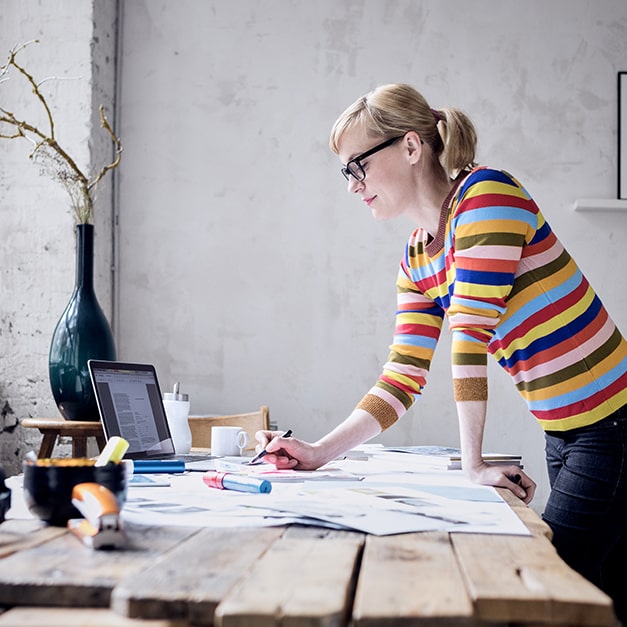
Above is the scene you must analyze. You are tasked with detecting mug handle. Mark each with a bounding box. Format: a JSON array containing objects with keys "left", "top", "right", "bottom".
[{"left": 236, "top": 430, "right": 249, "bottom": 451}]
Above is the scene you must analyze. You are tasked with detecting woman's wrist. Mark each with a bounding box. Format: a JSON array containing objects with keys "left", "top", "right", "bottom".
[{"left": 310, "top": 438, "right": 346, "bottom": 466}]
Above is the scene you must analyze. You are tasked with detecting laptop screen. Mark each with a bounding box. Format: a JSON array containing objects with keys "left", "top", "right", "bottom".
[{"left": 88, "top": 360, "right": 176, "bottom": 459}]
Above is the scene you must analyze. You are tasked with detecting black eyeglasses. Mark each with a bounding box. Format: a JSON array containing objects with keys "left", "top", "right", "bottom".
[{"left": 341, "top": 135, "right": 405, "bottom": 182}]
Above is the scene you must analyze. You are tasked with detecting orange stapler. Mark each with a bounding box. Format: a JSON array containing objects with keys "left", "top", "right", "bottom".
[{"left": 68, "top": 482, "right": 126, "bottom": 549}]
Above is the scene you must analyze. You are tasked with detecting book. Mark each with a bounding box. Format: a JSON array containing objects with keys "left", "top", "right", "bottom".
[{"left": 379, "top": 446, "right": 523, "bottom": 471}]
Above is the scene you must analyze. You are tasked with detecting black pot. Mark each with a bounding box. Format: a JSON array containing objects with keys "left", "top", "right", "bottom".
[{"left": 23, "top": 460, "right": 126, "bottom": 526}]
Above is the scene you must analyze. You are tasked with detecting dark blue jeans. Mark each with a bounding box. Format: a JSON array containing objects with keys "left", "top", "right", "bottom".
[{"left": 543, "top": 406, "right": 627, "bottom": 625}]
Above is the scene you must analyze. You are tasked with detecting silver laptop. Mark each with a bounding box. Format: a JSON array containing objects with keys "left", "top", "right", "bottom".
[{"left": 88, "top": 359, "right": 215, "bottom": 467}]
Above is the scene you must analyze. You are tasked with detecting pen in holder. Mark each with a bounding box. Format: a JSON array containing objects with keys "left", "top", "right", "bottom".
[{"left": 162, "top": 382, "right": 192, "bottom": 454}]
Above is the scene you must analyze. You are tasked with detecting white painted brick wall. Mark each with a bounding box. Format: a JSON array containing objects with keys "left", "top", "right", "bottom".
[{"left": 0, "top": 0, "right": 117, "bottom": 475}]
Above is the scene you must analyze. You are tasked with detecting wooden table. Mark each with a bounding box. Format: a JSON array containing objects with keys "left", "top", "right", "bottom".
[
  {"left": 0, "top": 490, "right": 617, "bottom": 626},
  {"left": 22, "top": 417, "right": 106, "bottom": 458}
]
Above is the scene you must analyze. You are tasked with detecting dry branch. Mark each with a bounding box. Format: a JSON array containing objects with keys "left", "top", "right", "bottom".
[{"left": 0, "top": 40, "right": 122, "bottom": 224}]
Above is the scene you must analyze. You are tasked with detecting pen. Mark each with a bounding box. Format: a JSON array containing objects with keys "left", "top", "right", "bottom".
[
  {"left": 203, "top": 471, "right": 272, "bottom": 494},
  {"left": 509, "top": 473, "right": 522, "bottom": 485},
  {"left": 248, "top": 429, "right": 292, "bottom": 465}
]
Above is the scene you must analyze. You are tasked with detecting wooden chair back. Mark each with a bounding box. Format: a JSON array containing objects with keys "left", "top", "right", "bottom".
[{"left": 187, "top": 406, "right": 270, "bottom": 451}]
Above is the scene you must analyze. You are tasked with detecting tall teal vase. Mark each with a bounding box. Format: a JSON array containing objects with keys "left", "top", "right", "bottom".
[{"left": 48, "top": 224, "right": 116, "bottom": 421}]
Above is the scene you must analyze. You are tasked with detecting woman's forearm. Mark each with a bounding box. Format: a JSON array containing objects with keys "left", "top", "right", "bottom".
[
  {"left": 456, "top": 399, "right": 488, "bottom": 473},
  {"left": 313, "top": 408, "right": 382, "bottom": 465}
]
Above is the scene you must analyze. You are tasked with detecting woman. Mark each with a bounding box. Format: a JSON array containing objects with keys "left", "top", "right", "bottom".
[{"left": 258, "top": 84, "right": 627, "bottom": 622}]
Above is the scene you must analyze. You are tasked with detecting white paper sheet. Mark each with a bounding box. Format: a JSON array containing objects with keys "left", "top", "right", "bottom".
[{"left": 7, "top": 450, "right": 531, "bottom": 536}]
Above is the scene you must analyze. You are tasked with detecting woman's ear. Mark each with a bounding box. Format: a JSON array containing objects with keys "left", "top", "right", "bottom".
[{"left": 404, "top": 131, "right": 423, "bottom": 164}]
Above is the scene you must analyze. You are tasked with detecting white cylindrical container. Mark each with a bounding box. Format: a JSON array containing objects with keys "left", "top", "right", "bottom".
[{"left": 162, "top": 382, "right": 192, "bottom": 454}]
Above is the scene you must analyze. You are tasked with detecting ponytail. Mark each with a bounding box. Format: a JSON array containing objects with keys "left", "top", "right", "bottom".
[
  {"left": 432, "top": 107, "right": 477, "bottom": 179},
  {"left": 331, "top": 84, "right": 478, "bottom": 180}
]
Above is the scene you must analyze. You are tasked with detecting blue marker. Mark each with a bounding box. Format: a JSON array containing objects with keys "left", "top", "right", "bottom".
[
  {"left": 129, "top": 459, "right": 186, "bottom": 474},
  {"left": 203, "top": 471, "right": 272, "bottom": 494}
]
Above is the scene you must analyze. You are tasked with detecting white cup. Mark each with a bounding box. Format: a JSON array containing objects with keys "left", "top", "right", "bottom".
[{"left": 211, "top": 426, "right": 249, "bottom": 457}]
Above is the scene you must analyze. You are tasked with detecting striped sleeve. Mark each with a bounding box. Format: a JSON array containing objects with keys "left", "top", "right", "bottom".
[
  {"left": 448, "top": 173, "right": 538, "bottom": 401},
  {"left": 357, "top": 239, "right": 444, "bottom": 429}
]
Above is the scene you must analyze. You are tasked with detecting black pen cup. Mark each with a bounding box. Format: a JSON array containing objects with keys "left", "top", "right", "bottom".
[{"left": 23, "top": 458, "right": 127, "bottom": 526}]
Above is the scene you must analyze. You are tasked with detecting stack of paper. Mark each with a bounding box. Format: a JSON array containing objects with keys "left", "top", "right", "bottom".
[{"left": 377, "top": 446, "right": 523, "bottom": 470}]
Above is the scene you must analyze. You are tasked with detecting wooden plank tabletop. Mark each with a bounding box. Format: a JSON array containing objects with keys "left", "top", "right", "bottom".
[
  {"left": 453, "top": 533, "right": 616, "bottom": 626},
  {"left": 0, "top": 522, "right": 199, "bottom": 608},
  {"left": 0, "top": 492, "right": 618, "bottom": 626},
  {"left": 112, "top": 526, "right": 285, "bottom": 624},
  {"left": 214, "top": 526, "right": 364, "bottom": 627},
  {"left": 353, "top": 531, "right": 475, "bottom": 625},
  {"left": 0, "top": 607, "right": 184, "bottom": 626},
  {"left": 0, "top": 518, "right": 66, "bottom": 558},
  {"left": 496, "top": 487, "right": 553, "bottom": 540}
]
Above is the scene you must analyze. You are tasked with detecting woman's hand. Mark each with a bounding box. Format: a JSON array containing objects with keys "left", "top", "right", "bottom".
[
  {"left": 254, "top": 409, "right": 382, "bottom": 471},
  {"left": 456, "top": 401, "right": 536, "bottom": 504},
  {"left": 466, "top": 462, "right": 536, "bottom": 504},
  {"left": 253, "top": 430, "right": 323, "bottom": 470}
]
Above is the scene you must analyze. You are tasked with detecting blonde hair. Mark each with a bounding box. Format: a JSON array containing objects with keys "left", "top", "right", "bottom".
[{"left": 329, "top": 83, "right": 477, "bottom": 180}]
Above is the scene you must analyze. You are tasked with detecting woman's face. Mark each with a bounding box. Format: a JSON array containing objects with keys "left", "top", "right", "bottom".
[{"left": 337, "top": 126, "right": 420, "bottom": 221}]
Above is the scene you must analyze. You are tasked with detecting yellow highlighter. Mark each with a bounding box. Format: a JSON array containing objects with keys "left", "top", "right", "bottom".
[{"left": 95, "top": 436, "right": 129, "bottom": 466}]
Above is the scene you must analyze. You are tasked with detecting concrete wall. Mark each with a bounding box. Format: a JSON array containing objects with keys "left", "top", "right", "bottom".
[
  {"left": 2, "top": 1, "right": 627, "bottom": 515},
  {"left": 0, "top": 0, "right": 117, "bottom": 474},
  {"left": 115, "top": 0, "right": 627, "bottom": 513}
]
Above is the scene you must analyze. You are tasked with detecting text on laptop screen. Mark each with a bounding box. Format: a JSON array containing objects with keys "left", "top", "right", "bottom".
[{"left": 91, "top": 365, "right": 175, "bottom": 457}]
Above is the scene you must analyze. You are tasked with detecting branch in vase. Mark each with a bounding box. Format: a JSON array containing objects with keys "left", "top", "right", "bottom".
[{"left": 0, "top": 40, "right": 122, "bottom": 225}]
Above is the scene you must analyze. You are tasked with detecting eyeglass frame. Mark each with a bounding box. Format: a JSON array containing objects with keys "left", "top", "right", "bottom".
[{"left": 340, "top": 134, "right": 406, "bottom": 182}]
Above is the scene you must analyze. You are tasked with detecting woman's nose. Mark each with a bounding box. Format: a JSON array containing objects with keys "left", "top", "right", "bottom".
[{"left": 347, "top": 175, "right": 364, "bottom": 194}]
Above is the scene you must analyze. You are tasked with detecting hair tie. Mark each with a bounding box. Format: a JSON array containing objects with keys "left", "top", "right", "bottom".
[{"left": 431, "top": 108, "right": 441, "bottom": 123}]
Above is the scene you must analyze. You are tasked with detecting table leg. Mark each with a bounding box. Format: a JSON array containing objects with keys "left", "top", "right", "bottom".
[
  {"left": 38, "top": 432, "right": 58, "bottom": 459},
  {"left": 95, "top": 435, "right": 106, "bottom": 453},
  {"left": 71, "top": 437, "right": 88, "bottom": 459}
]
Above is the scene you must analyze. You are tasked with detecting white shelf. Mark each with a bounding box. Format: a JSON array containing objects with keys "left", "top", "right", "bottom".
[{"left": 573, "top": 198, "right": 627, "bottom": 212}]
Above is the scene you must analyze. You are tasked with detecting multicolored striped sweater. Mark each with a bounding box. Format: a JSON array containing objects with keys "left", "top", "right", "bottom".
[{"left": 357, "top": 167, "right": 627, "bottom": 432}]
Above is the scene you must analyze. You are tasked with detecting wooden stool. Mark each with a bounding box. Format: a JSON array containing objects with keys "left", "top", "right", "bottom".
[{"left": 22, "top": 418, "right": 106, "bottom": 459}]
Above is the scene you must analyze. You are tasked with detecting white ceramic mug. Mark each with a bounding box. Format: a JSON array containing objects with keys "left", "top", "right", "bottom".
[{"left": 211, "top": 426, "right": 249, "bottom": 456}]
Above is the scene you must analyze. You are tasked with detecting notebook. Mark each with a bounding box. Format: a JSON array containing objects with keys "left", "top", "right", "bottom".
[{"left": 88, "top": 359, "right": 215, "bottom": 467}]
